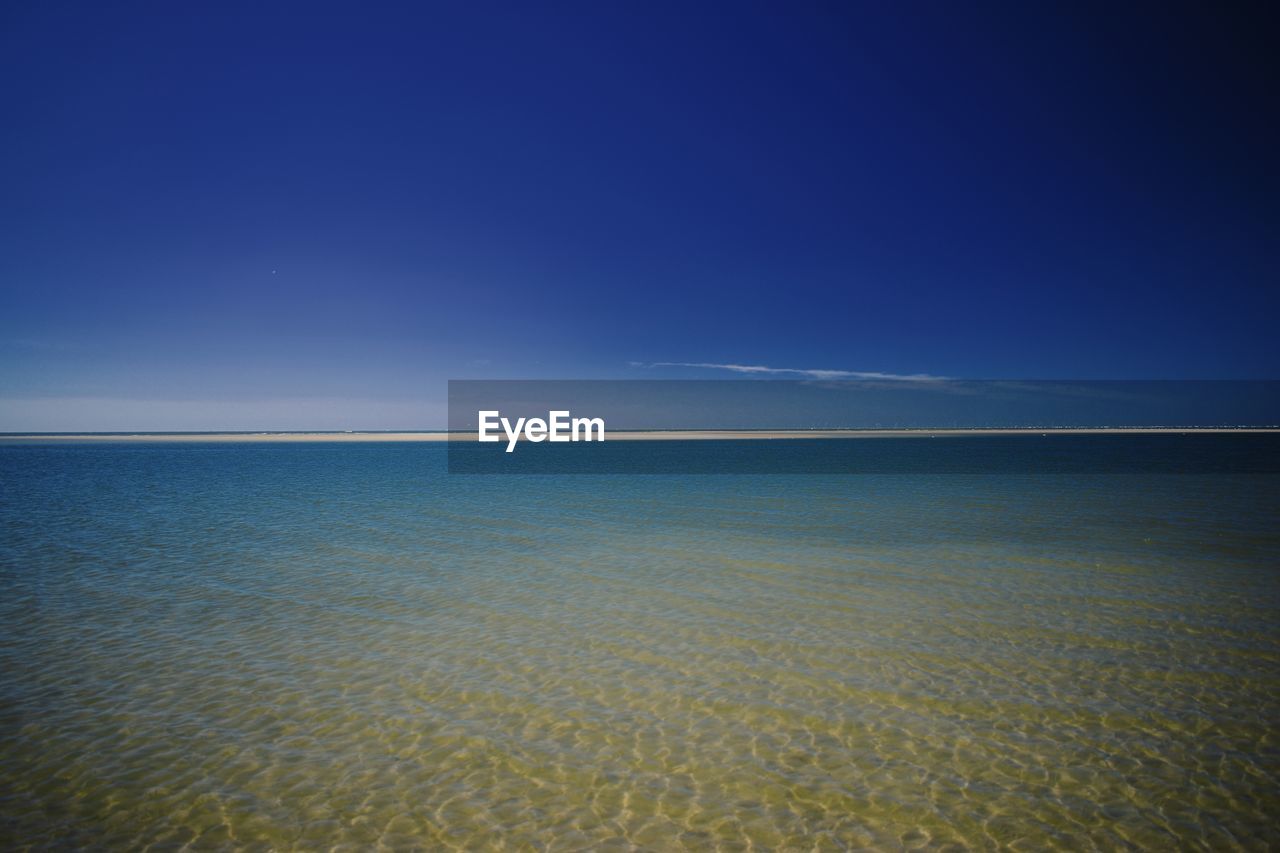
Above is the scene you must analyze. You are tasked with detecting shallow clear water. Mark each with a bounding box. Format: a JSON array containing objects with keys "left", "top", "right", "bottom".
[{"left": 1, "top": 441, "right": 1278, "bottom": 850}]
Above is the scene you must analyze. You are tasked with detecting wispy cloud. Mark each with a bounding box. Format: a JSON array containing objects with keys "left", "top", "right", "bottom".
[{"left": 631, "top": 362, "right": 946, "bottom": 381}]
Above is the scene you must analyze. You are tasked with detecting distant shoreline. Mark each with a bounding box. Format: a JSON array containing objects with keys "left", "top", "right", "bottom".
[{"left": 2, "top": 428, "right": 1278, "bottom": 443}]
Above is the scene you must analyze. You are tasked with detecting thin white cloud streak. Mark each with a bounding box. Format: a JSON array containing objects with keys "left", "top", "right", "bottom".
[{"left": 632, "top": 362, "right": 946, "bottom": 381}]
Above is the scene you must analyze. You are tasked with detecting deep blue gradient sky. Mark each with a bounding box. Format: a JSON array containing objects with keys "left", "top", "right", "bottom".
[{"left": 2, "top": 2, "right": 1277, "bottom": 429}]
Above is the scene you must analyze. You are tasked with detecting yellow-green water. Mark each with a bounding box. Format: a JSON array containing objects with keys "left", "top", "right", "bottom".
[{"left": 1, "top": 442, "right": 1278, "bottom": 849}]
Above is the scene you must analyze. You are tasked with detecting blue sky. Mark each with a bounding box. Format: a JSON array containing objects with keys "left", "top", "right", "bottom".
[{"left": 1, "top": 2, "right": 1276, "bottom": 429}]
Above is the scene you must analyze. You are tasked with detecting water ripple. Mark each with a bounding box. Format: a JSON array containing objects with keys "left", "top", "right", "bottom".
[{"left": 1, "top": 443, "right": 1277, "bottom": 849}]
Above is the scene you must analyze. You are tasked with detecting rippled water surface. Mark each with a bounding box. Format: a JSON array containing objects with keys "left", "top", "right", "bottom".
[{"left": 2, "top": 441, "right": 1278, "bottom": 850}]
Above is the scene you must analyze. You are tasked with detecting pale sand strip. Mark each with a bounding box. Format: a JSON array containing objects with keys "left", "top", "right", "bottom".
[{"left": 1, "top": 428, "right": 1277, "bottom": 442}]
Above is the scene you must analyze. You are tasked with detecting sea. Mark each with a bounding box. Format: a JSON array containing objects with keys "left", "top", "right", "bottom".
[{"left": 1, "top": 437, "right": 1277, "bottom": 849}]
